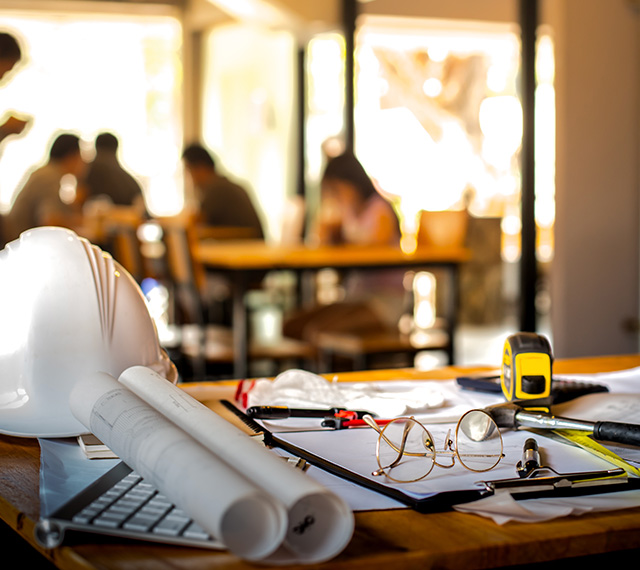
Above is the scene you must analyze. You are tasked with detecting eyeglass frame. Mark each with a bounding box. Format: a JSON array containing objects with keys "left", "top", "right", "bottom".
[{"left": 363, "top": 409, "right": 505, "bottom": 483}]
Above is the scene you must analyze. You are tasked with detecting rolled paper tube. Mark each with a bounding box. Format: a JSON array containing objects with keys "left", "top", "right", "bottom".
[
  {"left": 119, "top": 365, "right": 354, "bottom": 563},
  {"left": 69, "top": 372, "right": 287, "bottom": 560}
]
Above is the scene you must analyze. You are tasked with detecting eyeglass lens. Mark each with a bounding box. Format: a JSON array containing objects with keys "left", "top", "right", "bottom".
[
  {"left": 455, "top": 410, "right": 503, "bottom": 472},
  {"left": 376, "top": 418, "right": 436, "bottom": 482}
]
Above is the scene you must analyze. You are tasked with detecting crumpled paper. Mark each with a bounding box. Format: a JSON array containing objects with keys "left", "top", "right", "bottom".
[{"left": 244, "top": 369, "right": 445, "bottom": 419}]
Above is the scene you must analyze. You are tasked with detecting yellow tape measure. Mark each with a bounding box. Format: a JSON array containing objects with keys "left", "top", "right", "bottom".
[
  {"left": 501, "top": 332, "right": 553, "bottom": 402},
  {"left": 553, "top": 429, "right": 640, "bottom": 477}
]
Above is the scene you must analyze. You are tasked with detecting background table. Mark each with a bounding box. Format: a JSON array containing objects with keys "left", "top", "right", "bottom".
[
  {"left": 2, "top": 354, "right": 640, "bottom": 569},
  {"left": 194, "top": 241, "right": 471, "bottom": 378}
]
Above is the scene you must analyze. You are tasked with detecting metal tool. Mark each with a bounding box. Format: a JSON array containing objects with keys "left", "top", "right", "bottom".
[
  {"left": 245, "top": 406, "right": 372, "bottom": 420},
  {"left": 501, "top": 332, "right": 553, "bottom": 402},
  {"left": 478, "top": 434, "right": 631, "bottom": 499},
  {"left": 482, "top": 401, "right": 640, "bottom": 447},
  {"left": 483, "top": 467, "right": 629, "bottom": 496},
  {"left": 484, "top": 436, "right": 630, "bottom": 496}
]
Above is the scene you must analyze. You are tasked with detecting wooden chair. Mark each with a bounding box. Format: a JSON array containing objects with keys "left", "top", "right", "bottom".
[
  {"left": 101, "top": 207, "right": 146, "bottom": 283},
  {"left": 160, "top": 218, "right": 209, "bottom": 325}
]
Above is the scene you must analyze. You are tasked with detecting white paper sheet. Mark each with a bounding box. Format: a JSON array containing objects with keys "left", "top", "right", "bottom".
[
  {"left": 273, "top": 421, "right": 618, "bottom": 500},
  {"left": 555, "top": 366, "right": 640, "bottom": 392},
  {"left": 554, "top": 391, "right": 640, "bottom": 423},
  {"left": 454, "top": 487, "right": 640, "bottom": 524}
]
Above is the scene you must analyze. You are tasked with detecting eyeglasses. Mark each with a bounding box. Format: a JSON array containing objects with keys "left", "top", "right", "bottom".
[{"left": 363, "top": 410, "right": 504, "bottom": 483}]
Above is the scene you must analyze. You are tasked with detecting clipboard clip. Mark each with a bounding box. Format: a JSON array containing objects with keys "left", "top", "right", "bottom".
[{"left": 481, "top": 466, "right": 628, "bottom": 496}]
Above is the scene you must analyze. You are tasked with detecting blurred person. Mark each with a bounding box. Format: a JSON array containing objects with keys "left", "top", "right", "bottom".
[
  {"left": 313, "top": 151, "right": 399, "bottom": 246},
  {"left": 5, "top": 133, "right": 86, "bottom": 242},
  {"left": 285, "top": 152, "right": 408, "bottom": 345},
  {"left": 0, "top": 31, "right": 30, "bottom": 145},
  {"left": 182, "top": 143, "right": 264, "bottom": 240},
  {"left": 0, "top": 31, "right": 30, "bottom": 247},
  {"left": 84, "top": 132, "right": 145, "bottom": 212}
]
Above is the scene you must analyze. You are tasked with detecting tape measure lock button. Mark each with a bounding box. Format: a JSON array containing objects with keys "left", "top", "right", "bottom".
[{"left": 521, "top": 374, "right": 547, "bottom": 395}]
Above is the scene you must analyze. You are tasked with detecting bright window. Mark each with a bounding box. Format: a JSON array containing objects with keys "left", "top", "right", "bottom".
[
  {"left": 201, "top": 23, "right": 296, "bottom": 242},
  {"left": 305, "top": 16, "right": 556, "bottom": 262},
  {"left": 0, "top": 8, "right": 183, "bottom": 216}
]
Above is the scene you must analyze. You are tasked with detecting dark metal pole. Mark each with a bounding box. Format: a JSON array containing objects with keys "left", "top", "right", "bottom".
[
  {"left": 519, "top": 0, "right": 538, "bottom": 332},
  {"left": 342, "top": 0, "right": 357, "bottom": 153},
  {"left": 296, "top": 45, "right": 306, "bottom": 198}
]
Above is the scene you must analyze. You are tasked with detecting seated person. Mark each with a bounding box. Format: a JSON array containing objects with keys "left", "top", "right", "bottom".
[
  {"left": 84, "top": 132, "right": 146, "bottom": 213},
  {"left": 313, "top": 151, "right": 399, "bottom": 246},
  {"left": 4, "top": 132, "right": 86, "bottom": 243},
  {"left": 182, "top": 144, "right": 264, "bottom": 240},
  {"left": 286, "top": 152, "right": 408, "bottom": 349}
]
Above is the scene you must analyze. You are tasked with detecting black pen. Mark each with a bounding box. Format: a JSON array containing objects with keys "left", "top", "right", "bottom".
[
  {"left": 516, "top": 437, "right": 541, "bottom": 478},
  {"left": 245, "top": 405, "right": 373, "bottom": 420}
]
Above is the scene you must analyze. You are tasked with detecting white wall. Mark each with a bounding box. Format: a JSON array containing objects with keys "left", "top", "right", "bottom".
[{"left": 549, "top": 0, "right": 640, "bottom": 357}]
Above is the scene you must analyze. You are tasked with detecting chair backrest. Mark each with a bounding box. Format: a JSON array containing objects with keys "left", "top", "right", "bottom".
[
  {"left": 103, "top": 207, "right": 145, "bottom": 282},
  {"left": 158, "top": 218, "right": 206, "bottom": 324},
  {"left": 417, "top": 209, "right": 469, "bottom": 249},
  {"left": 163, "top": 225, "right": 203, "bottom": 288}
]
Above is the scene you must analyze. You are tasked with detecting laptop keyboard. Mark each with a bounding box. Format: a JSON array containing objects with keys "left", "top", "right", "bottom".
[{"left": 35, "top": 461, "right": 223, "bottom": 550}]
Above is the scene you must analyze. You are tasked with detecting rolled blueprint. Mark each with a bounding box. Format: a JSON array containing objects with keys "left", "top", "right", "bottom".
[
  {"left": 119, "top": 365, "right": 354, "bottom": 564},
  {"left": 69, "top": 372, "right": 287, "bottom": 561}
]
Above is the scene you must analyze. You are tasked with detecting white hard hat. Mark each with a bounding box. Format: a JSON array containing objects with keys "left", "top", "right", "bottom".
[{"left": 0, "top": 227, "right": 178, "bottom": 437}]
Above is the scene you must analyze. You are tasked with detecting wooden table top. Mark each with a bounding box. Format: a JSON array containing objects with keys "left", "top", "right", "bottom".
[
  {"left": 194, "top": 240, "right": 472, "bottom": 271},
  {"left": 2, "top": 354, "right": 640, "bottom": 570}
]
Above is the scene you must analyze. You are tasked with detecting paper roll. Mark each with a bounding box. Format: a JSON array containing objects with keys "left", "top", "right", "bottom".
[
  {"left": 119, "top": 365, "right": 354, "bottom": 563},
  {"left": 69, "top": 372, "right": 287, "bottom": 560}
]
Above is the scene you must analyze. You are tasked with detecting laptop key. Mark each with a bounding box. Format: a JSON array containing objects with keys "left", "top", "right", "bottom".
[
  {"left": 183, "top": 521, "right": 211, "bottom": 541},
  {"left": 153, "top": 511, "right": 191, "bottom": 537},
  {"left": 123, "top": 513, "right": 161, "bottom": 532}
]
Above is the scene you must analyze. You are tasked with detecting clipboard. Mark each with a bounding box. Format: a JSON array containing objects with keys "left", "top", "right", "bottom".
[{"left": 218, "top": 399, "right": 640, "bottom": 513}]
